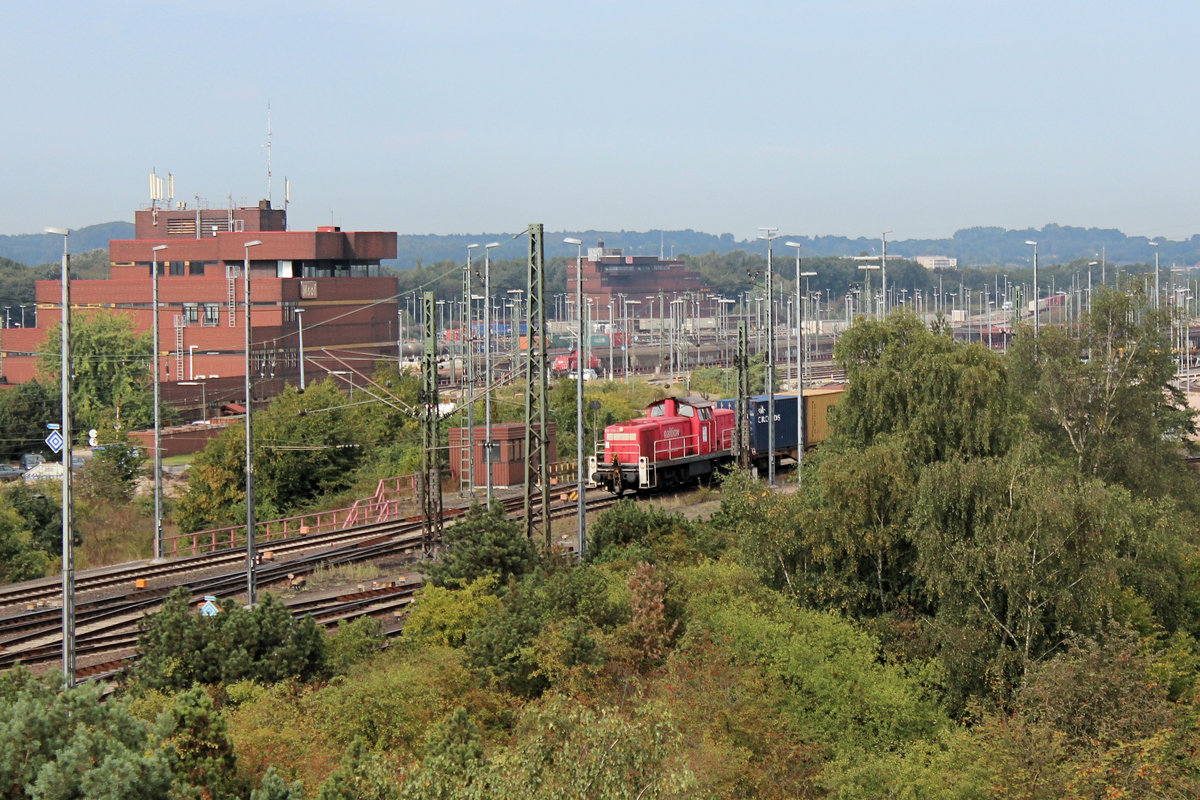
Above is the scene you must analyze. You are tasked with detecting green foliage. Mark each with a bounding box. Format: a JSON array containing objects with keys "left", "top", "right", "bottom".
[
  {"left": 314, "top": 738, "right": 399, "bottom": 800},
  {"left": 429, "top": 502, "right": 536, "bottom": 588},
  {"left": 831, "top": 311, "right": 1021, "bottom": 463},
  {"left": 132, "top": 588, "right": 328, "bottom": 691},
  {"left": 37, "top": 312, "right": 155, "bottom": 432},
  {"left": 157, "top": 687, "right": 246, "bottom": 800},
  {"left": 1010, "top": 287, "right": 1199, "bottom": 504},
  {"left": 676, "top": 560, "right": 947, "bottom": 756},
  {"left": 326, "top": 615, "right": 386, "bottom": 674},
  {"left": 588, "top": 499, "right": 707, "bottom": 563},
  {"left": 177, "top": 371, "right": 423, "bottom": 532},
  {"left": 77, "top": 434, "right": 144, "bottom": 502},
  {"left": 403, "top": 708, "right": 485, "bottom": 800},
  {"left": 912, "top": 446, "right": 1130, "bottom": 694},
  {"left": 2, "top": 480, "right": 73, "bottom": 556},
  {"left": 250, "top": 767, "right": 305, "bottom": 800},
  {"left": 404, "top": 576, "right": 502, "bottom": 647},
  {"left": 0, "top": 668, "right": 174, "bottom": 800},
  {"left": 0, "top": 379, "right": 56, "bottom": 461},
  {"left": 466, "top": 565, "right": 626, "bottom": 697},
  {"left": 0, "top": 501, "right": 49, "bottom": 583}
]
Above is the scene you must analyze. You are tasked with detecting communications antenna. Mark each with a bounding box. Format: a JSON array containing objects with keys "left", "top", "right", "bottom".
[{"left": 265, "top": 102, "right": 272, "bottom": 205}]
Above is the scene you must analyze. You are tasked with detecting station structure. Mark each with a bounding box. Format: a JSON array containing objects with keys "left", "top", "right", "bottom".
[
  {"left": 0, "top": 201, "right": 398, "bottom": 419},
  {"left": 566, "top": 241, "right": 705, "bottom": 324}
]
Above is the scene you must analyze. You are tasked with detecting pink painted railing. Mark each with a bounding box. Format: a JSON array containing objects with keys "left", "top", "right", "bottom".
[{"left": 163, "top": 473, "right": 418, "bottom": 558}]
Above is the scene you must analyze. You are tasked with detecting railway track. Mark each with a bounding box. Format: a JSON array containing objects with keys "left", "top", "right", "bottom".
[{"left": 0, "top": 484, "right": 619, "bottom": 679}]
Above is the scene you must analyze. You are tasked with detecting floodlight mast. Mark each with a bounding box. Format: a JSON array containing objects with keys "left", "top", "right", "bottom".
[
  {"left": 563, "top": 237, "right": 587, "bottom": 559},
  {"left": 45, "top": 227, "right": 73, "bottom": 686}
]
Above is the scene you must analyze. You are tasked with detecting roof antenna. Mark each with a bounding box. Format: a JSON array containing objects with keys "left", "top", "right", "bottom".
[{"left": 265, "top": 102, "right": 273, "bottom": 206}]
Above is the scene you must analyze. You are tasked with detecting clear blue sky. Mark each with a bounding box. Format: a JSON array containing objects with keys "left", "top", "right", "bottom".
[{"left": 4, "top": 0, "right": 1198, "bottom": 241}]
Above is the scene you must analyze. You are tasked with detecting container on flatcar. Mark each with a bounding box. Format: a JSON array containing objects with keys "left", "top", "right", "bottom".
[
  {"left": 803, "top": 386, "right": 843, "bottom": 446},
  {"left": 715, "top": 395, "right": 798, "bottom": 455}
]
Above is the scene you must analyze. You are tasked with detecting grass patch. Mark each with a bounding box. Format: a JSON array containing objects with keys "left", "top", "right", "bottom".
[{"left": 307, "top": 561, "right": 383, "bottom": 590}]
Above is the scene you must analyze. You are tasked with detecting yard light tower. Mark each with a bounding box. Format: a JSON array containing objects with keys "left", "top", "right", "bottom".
[
  {"left": 881, "top": 230, "right": 893, "bottom": 317},
  {"left": 242, "top": 239, "right": 263, "bottom": 606},
  {"left": 45, "top": 226, "right": 73, "bottom": 687},
  {"left": 1025, "top": 240, "right": 1039, "bottom": 338},
  {"left": 151, "top": 244, "right": 168, "bottom": 563},
  {"left": 564, "top": 237, "right": 587, "bottom": 558},
  {"left": 758, "top": 227, "right": 781, "bottom": 488},
  {"left": 483, "top": 241, "right": 500, "bottom": 504},
  {"left": 1150, "top": 241, "right": 1160, "bottom": 311}
]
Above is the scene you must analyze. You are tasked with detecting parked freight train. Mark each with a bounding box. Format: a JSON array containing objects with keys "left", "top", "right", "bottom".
[{"left": 588, "top": 386, "right": 843, "bottom": 495}]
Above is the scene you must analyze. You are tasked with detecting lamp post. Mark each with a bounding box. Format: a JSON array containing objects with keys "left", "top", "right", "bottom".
[
  {"left": 45, "top": 226, "right": 73, "bottom": 686},
  {"left": 465, "top": 244, "right": 479, "bottom": 497},
  {"left": 483, "top": 242, "right": 500, "bottom": 504},
  {"left": 858, "top": 264, "right": 880, "bottom": 318},
  {"left": 564, "top": 237, "right": 587, "bottom": 557},
  {"left": 294, "top": 307, "right": 306, "bottom": 390},
  {"left": 242, "top": 239, "right": 263, "bottom": 606},
  {"left": 1150, "top": 241, "right": 1160, "bottom": 311},
  {"left": 881, "top": 229, "right": 893, "bottom": 318},
  {"left": 1087, "top": 261, "right": 1098, "bottom": 315},
  {"left": 151, "top": 244, "right": 167, "bottom": 563},
  {"left": 1025, "top": 240, "right": 1039, "bottom": 338},
  {"left": 758, "top": 228, "right": 780, "bottom": 487},
  {"left": 625, "top": 299, "right": 641, "bottom": 381}
]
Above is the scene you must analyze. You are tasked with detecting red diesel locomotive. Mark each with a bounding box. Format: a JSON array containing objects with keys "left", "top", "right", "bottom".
[{"left": 587, "top": 396, "right": 735, "bottom": 495}]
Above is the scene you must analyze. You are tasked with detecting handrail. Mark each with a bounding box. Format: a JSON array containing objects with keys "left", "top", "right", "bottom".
[{"left": 163, "top": 473, "right": 418, "bottom": 558}]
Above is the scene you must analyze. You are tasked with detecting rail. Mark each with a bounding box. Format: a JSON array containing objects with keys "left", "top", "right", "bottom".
[{"left": 163, "top": 473, "right": 418, "bottom": 558}]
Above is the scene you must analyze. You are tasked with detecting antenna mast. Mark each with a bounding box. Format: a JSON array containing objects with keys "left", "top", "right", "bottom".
[{"left": 266, "top": 103, "right": 273, "bottom": 206}]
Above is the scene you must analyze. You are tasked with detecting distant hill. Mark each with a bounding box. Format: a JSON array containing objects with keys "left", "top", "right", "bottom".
[
  {"left": 0, "top": 222, "right": 133, "bottom": 266},
  {"left": 3, "top": 221, "right": 1197, "bottom": 270},
  {"left": 391, "top": 225, "right": 1200, "bottom": 270}
]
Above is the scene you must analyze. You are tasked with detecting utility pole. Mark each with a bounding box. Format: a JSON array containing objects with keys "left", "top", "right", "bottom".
[
  {"left": 419, "top": 291, "right": 443, "bottom": 553},
  {"left": 522, "top": 225, "right": 551, "bottom": 546},
  {"left": 758, "top": 228, "right": 780, "bottom": 487},
  {"left": 736, "top": 320, "right": 750, "bottom": 470}
]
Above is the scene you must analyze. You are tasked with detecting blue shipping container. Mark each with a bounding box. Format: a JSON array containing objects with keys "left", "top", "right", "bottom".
[{"left": 716, "top": 395, "right": 799, "bottom": 455}]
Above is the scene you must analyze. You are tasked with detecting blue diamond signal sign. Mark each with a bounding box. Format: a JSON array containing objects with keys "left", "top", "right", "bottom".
[{"left": 45, "top": 430, "right": 64, "bottom": 454}]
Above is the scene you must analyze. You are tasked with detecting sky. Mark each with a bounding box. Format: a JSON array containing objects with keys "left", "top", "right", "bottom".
[{"left": 4, "top": 0, "right": 1199, "bottom": 242}]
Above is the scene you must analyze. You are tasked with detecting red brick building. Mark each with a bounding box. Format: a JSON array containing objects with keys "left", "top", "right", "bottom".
[
  {"left": 0, "top": 202, "right": 398, "bottom": 419},
  {"left": 565, "top": 241, "right": 704, "bottom": 325}
]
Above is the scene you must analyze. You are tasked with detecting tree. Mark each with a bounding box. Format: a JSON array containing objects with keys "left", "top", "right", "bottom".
[
  {"left": 830, "top": 312, "right": 1021, "bottom": 464},
  {"left": 0, "top": 668, "right": 173, "bottom": 800},
  {"left": 37, "top": 312, "right": 155, "bottom": 432},
  {"left": 250, "top": 768, "right": 305, "bottom": 800},
  {"left": 177, "top": 380, "right": 365, "bottom": 532},
  {"left": 911, "top": 445, "right": 1128, "bottom": 694},
  {"left": 157, "top": 687, "right": 246, "bottom": 800},
  {"left": 429, "top": 501, "right": 536, "bottom": 588},
  {"left": 1009, "top": 287, "right": 1198, "bottom": 503},
  {"left": 77, "top": 432, "right": 144, "bottom": 502},
  {"left": 132, "top": 588, "right": 328, "bottom": 690},
  {"left": 0, "top": 379, "right": 56, "bottom": 461},
  {"left": 0, "top": 502, "right": 48, "bottom": 584},
  {"left": 587, "top": 499, "right": 704, "bottom": 564},
  {"left": 314, "top": 738, "right": 399, "bottom": 800}
]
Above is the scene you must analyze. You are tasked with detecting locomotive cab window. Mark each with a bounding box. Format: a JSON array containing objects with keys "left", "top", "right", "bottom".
[
  {"left": 699, "top": 407, "right": 711, "bottom": 420},
  {"left": 678, "top": 405, "right": 695, "bottom": 418},
  {"left": 650, "top": 405, "right": 665, "bottom": 417}
]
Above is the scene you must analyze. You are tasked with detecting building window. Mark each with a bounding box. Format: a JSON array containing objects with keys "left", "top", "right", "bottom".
[
  {"left": 203, "top": 304, "right": 220, "bottom": 327},
  {"left": 282, "top": 302, "right": 297, "bottom": 323},
  {"left": 183, "top": 303, "right": 199, "bottom": 325},
  {"left": 169, "top": 261, "right": 184, "bottom": 276}
]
